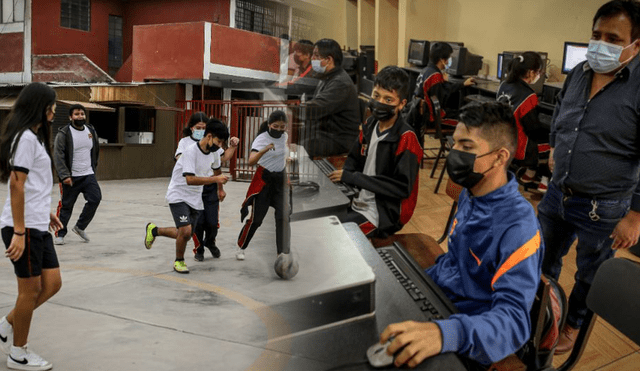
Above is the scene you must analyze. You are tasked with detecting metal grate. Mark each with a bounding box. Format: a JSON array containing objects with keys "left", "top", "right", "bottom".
[
  {"left": 235, "top": 0, "right": 288, "bottom": 37},
  {"left": 60, "top": 0, "right": 91, "bottom": 31}
]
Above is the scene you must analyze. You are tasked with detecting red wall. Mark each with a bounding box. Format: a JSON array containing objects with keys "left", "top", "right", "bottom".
[
  {"left": 0, "top": 33, "right": 23, "bottom": 72},
  {"left": 32, "top": 0, "right": 124, "bottom": 73},
  {"left": 132, "top": 23, "right": 205, "bottom": 81},
  {"left": 211, "top": 25, "right": 280, "bottom": 74},
  {"left": 123, "top": 0, "right": 230, "bottom": 62}
]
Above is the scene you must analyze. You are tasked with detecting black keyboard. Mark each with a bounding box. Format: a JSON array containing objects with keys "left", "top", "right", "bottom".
[
  {"left": 376, "top": 242, "right": 458, "bottom": 320},
  {"left": 312, "top": 158, "right": 357, "bottom": 198}
]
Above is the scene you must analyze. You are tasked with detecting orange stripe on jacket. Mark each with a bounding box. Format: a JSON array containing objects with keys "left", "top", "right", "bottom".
[{"left": 491, "top": 230, "right": 541, "bottom": 290}]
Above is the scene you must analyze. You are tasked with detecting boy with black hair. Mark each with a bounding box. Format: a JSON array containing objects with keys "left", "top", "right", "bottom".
[
  {"left": 144, "top": 119, "right": 229, "bottom": 274},
  {"left": 329, "top": 66, "right": 421, "bottom": 238},
  {"left": 379, "top": 102, "right": 543, "bottom": 368},
  {"left": 53, "top": 103, "right": 101, "bottom": 245}
]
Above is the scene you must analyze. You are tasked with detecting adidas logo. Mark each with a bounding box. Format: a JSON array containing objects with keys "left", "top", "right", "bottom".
[{"left": 179, "top": 215, "right": 188, "bottom": 223}]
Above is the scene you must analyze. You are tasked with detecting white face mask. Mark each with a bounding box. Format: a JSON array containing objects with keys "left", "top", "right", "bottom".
[
  {"left": 586, "top": 39, "right": 637, "bottom": 74},
  {"left": 312, "top": 59, "right": 326, "bottom": 74},
  {"left": 530, "top": 72, "right": 540, "bottom": 85},
  {"left": 192, "top": 129, "right": 205, "bottom": 140}
]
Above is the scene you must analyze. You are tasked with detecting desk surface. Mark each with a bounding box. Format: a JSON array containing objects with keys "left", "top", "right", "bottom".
[
  {"left": 269, "top": 223, "right": 467, "bottom": 371},
  {"left": 289, "top": 147, "right": 350, "bottom": 221}
]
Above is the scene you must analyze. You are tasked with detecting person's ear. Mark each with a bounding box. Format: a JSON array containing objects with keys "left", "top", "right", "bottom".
[
  {"left": 497, "top": 147, "right": 511, "bottom": 167},
  {"left": 399, "top": 98, "right": 407, "bottom": 111}
]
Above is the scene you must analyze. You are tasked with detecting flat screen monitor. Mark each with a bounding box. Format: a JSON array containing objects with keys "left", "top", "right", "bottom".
[
  {"left": 408, "top": 39, "right": 430, "bottom": 67},
  {"left": 446, "top": 46, "right": 483, "bottom": 77},
  {"left": 562, "top": 42, "right": 588, "bottom": 74}
]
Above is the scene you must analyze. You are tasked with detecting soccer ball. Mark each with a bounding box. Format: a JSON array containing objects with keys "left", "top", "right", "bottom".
[{"left": 274, "top": 253, "right": 299, "bottom": 279}]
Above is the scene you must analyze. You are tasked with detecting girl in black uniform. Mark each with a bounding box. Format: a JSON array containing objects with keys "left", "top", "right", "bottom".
[
  {"left": 497, "top": 52, "right": 550, "bottom": 193},
  {"left": 237, "top": 111, "right": 291, "bottom": 261}
]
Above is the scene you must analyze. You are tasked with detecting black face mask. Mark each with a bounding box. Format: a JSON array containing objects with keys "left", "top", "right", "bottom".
[
  {"left": 446, "top": 149, "right": 497, "bottom": 190},
  {"left": 72, "top": 119, "right": 86, "bottom": 128},
  {"left": 368, "top": 99, "right": 397, "bottom": 122},
  {"left": 207, "top": 143, "right": 220, "bottom": 152},
  {"left": 269, "top": 128, "right": 284, "bottom": 139}
]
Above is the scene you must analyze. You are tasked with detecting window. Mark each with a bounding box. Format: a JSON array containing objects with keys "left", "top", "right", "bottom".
[
  {"left": 1, "top": 0, "right": 25, "bottom": 23},
  {"left": 291, "top": 9, "right": 315, "bottom": 42},
  {"left": 60, "top": 0, "right": 90, "bottom": 31},
  {"left": 108, "top": 15, "right": 123, "bottom": 76},
  {"left": 235, "top": 0, "right": 289, "bottom": 38},
  {"left": 124, "top": 107, "right": 156, "bottom": 145}
]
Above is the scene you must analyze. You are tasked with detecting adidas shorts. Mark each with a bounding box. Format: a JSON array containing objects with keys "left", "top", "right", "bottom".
[
  {"left": 169, "top": 202, "right": 201, "bottom": 229},
  {"left": 1, "top": 227, "right": 60, "bottom": 278}
]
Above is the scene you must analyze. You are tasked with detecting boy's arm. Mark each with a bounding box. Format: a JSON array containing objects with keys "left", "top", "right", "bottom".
[
  {"left": 341, "top": 131, "right": 421, "bottom": 199},
  {"left": 53, "top": 131, "right": 71, "bottom": 181}
]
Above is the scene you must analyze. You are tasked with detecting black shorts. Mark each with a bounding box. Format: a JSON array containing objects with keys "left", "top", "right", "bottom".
[
  {"left": 1, "top": 227, "right": 60, "bottom": 278},
  {"left": 169, "top": 202, "right": 201, "bottom": 229}
]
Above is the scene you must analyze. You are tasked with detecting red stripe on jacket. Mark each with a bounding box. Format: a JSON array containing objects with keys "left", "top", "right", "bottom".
[
  {"left": 395, "top": 131, "right": 422, "bottom": 225},
  {"left": 423, "top": 73, "right": 446, "bottom": 121},
  {"left": 512, "top": 94, "right": 538, "bottom": 160}
]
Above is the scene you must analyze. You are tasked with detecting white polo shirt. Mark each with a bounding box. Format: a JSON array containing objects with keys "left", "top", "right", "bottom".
[
  {"left": 251, "top": 131, "right": 288, "bottom": 172},
  {"left": 0, "top": 130, "right": 53, "bottom": 232},
  {"left": 166, "top": 142, "right": 221, "bottom": 210}
]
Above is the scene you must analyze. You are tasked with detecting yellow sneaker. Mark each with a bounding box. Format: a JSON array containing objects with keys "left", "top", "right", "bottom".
[
  {"left": 144, "top": 223, "right": 156, "bottom": 249},
  {"left": 173, "top": 260, "right": 189, "bottom": 274}
]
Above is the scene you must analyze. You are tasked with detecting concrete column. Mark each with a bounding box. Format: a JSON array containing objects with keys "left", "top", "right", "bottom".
[{"left": 375, "top": 0, "right": 398, "bottom": 70}]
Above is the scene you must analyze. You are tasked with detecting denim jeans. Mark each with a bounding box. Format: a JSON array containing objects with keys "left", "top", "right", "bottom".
[{"left": 537, "top": 181, "right": 630, "bottom": 328}]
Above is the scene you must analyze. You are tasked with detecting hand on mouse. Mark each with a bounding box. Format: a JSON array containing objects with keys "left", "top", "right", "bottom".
[
  {"left": 380, "top": 320, "right": 443, "bottom": 368},
  {"left": 464, "top": 77, "right": 476, "bottom": 87}
]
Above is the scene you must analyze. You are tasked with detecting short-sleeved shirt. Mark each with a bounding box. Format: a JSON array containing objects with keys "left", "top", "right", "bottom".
[
  {"left": 251, "top": 131, "right": 288, "bottom": 172},
  {"left": 175, "top": 136, "right": 224, "bottom": 161},
  {"left": 70, "top": 125, "right": 94, "bottom": 176},
  {"left": 166, "top": 142, "right": 221, "bottom": 210},
  {"left": 0, "top": 130, "right": 53, "bottom": 231}
]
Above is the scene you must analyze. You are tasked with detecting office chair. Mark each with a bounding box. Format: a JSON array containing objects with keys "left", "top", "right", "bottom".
[
  {"left": 425, "top": 95, "right": 455, "bottom": 194},
  {"left": 556, "top": 258, "right": 640, "bottom": 371},
  {"left": 437, "top": 178, "right": 463, "bottom": 244}
]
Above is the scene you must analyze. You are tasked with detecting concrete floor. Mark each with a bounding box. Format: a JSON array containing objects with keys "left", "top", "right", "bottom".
[{"left": 0, "top": 177, "right": 339, "bottom": 371}]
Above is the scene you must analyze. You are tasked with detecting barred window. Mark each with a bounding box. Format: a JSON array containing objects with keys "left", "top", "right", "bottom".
[
  {"left": 235, "top": 0, "right": 288, "bottom": 38},
  {"left": 108, "top": 15, "right": 123, "bottom": 76},
  {"left": 61, "top": 0, "right": 90, "bottom": 31},
  {"left": 290, "top": 9, "right": 315, "bottom": 42}
]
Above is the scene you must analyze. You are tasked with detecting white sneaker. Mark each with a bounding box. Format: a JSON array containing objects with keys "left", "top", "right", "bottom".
[
  {"left": 72, "top": 226, "right": 90, "bottom": 242},
  {"left": 7, "top": 345, "right": 52, "bottom": 371},
  {"left": 0, "top": 316, "right": 12, "bottom": 355},
  {"left": 53, "top": 236, "right": 64, "bottom": 245},
  {"left": 236, "top": 248, "right": 245, "bottom": 261}
]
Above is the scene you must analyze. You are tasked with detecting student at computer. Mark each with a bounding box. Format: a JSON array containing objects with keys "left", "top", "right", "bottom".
[
  {"left": 328, "top": 66, "right": 421, "bottom": 238},
  {"left": 379, "top": 102, "right": 543, "bottom": 368},
  {"left": 414, "top": 43, "right": 475, "bottom": 131},
  {"left": 497, "top": 52, "right": 550, "bottom": 193}
]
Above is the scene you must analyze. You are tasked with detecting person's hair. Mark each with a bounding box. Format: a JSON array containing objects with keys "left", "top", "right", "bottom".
[
  {"left": 205, "top": 118, "right": 229, "bottom": 141},
  {"left": 429, "top": 42, "right": 453, "bottom": 65},
  {"left": 314, "top": 38, "right": 343, "bottom": 67},
  {"left": 505, "top": 52, "right": 543, "bottom": 84},
  {"left": 0, "top": 82, "right": 57, "bottom": 183},
  {"left": 183, "top": 112, "right": 209, "bottom": 137},
  {"left": 257, "top": 110, "right": 288, "bottom": 135},
  {"left": 593, "top": 0, "right": 640, "bottom": 40},
  {"left": 294, "top": 39, "right": 314, "bottom": 55},
  {"left": 280, "top": 33, "right": 290, "bottom": 40},
  {"left": 68, "top": 103, "right": 86, "bottom": 117},
  {"left": 374, "top": 66, "right": 410, "bottom": 101},
  {"left": 458, "top": 101, "right": 518, "bottom": 164}
]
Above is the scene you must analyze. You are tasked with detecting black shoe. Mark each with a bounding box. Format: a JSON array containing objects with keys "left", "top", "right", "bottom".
[
  {"left": 194, "top": 252, "right": 204, "bottom": 262},
  {"left": 208, "top": 246, "right": 221, "bottom": 258}
]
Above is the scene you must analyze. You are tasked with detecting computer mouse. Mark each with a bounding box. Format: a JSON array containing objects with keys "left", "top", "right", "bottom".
[{"left": 366, "top": 338, "right": 395, "bottom": 368}]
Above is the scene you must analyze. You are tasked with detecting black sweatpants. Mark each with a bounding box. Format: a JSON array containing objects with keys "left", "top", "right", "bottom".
[
  {"left": 56, "top": 174, "right": 102, "bottom": 237},
  {"left": 237, "top": 170, "right": 291, "bottom": 255},
  {"left": 194, "top": 183, "right": 219, "bottom": 253}
]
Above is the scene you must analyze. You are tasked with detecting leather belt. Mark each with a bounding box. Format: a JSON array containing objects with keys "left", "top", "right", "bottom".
[{"left": 560, "top": 184, "right": 594, "bottom": 199}]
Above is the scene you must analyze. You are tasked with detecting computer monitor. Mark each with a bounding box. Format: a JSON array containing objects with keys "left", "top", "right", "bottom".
[
  {"left": 561, "top": 42, "right": 588, "bottom": 74},
  {"left": 499, "top": 51, "right": 548, "bottom": 95},
  {"left": 408, "top": 39, "right": 430, "bottom": 67},
  {"left": 446, "top": 45, "right": 483, "bottom": 77}
]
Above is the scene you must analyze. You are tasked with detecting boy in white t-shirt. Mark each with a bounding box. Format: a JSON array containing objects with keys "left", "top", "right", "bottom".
[{"left": 144, "top": 119, "right": 229, "bottom": 273}]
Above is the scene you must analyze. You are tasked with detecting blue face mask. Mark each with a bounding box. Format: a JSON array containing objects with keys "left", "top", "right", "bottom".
[
  {"left": 312, "top": 59, "right": 326, "bottom": 74},
  {"left": 445, "top": 57, "right": 453, "bottom": 69},
  {"left": 192, "top": 129, "right": 205, "bottom": 140},
  {"left": 586, "top": 39, "right": 637, "bottom": 74}
]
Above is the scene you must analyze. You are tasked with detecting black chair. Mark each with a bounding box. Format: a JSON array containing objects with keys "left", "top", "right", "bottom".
[
  {"left": 425, "top": 95, "right": 455, "bottom": 194},
  {"left": 557, "top": 258, "right": 640, "bottom": 371}
]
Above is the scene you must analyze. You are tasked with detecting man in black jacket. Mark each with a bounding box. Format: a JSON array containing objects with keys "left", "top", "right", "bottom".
[
  {"left": 302, "top": 38, "right": 360, "bottom": 157},
  {"left": 53, "top": 104, "right": 101, "bottom": 244},
  {"left": 329, "top": 66, "right": 421, "bottom": 238}
]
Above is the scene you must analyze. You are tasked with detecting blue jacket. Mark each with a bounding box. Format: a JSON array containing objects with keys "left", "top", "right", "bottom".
[{"left": 426, "top": 173, "right": 543, "bottom": 365}]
